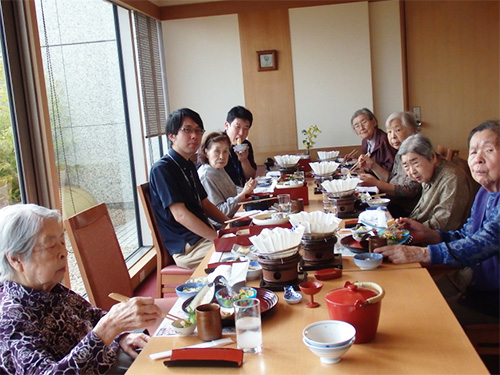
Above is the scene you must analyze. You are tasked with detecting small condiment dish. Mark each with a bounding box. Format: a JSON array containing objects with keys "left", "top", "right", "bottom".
[
  {"left": 283, "top": 285, "right": 302, "bottom": 304},
  {"left": 353, "top": 252, "right": 383, "bottom": 270},
  {"left": 367, "top": 198, "right": 390, "bottom": 208}
]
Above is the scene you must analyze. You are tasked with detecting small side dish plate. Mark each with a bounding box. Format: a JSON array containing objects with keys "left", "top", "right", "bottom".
[{"left": 314, "top": 268, "right": 342, "bottom": 281}]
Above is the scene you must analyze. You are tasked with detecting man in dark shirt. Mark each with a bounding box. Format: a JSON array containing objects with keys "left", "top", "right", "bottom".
[
  {"left": 224, "top": 106, "right": 257, "bottom": 188},
  {"left": 149, "top": 108, "right": 229, "bottom": 269}
]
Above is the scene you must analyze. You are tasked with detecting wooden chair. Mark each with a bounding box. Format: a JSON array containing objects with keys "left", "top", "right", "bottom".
[
  {"left": 437, "top": 145, "right": 460, "bottom": 161},
  {"left": 137, "top": 183, "right": 193, "bottom": 298},
  {"left": 64, "top": 203, "right": 177, "bottom": 332}
]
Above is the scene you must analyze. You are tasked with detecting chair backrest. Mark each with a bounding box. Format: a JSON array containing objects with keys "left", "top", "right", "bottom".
[
  {"left": 437, "top": 145, "right": 459, "bottom": 161},
  {"left": 137, "top": 183, "right": 176, "bottom": 269},
  {"left": 65, "top": 203, "right": 133, "bottom": 311}
]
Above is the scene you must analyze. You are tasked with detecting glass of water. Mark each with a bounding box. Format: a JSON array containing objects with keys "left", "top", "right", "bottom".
[
  {"left": 233, "top": 298, "right": 262, "bottom": 353},
  {"left": 278, "top": 194, "right": 291, "bottom": 213}
]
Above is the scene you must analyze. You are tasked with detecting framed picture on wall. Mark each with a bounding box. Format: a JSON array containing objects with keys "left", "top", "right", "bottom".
[{"left": 257, "top": 50, "right": 277, "bottom": 71}]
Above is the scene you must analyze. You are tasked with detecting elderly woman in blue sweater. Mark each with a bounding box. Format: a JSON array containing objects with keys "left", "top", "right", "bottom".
[{"left": 375, "top": 120, "right": 499, "bottom": 323}]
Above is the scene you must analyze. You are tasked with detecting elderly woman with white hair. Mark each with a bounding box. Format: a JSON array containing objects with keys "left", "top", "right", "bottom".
[
  {"left": 358, "top": 111, "right": 422, "bottom": 216},
  {"left": 0, "top": 204, "right": 161, "bottom": 374},
  {"left": 399, "top": 134, "right": 472, "bottom": 230},
  {"left": 375, "top": 120, "right": 500, "bottom": 324}
]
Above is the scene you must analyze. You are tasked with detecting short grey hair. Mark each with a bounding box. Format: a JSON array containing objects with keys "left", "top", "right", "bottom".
[
  {"left": 398, "top": 134, "right": 435, "bottom": 161},
  {"left": 0, "top": 204, "right": 61, "bottom": 283},
  {"left": 385, "top": 111, "right": 419, "bottom": 135},
  {"left": 351, "top": 108, "right": 378, "bottom": 127}
]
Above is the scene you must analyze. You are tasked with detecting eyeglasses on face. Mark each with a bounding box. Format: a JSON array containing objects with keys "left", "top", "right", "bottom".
[
  {"left": 180, "top": 126, "right": 205, "bottom": 135},
  {"left": 353, "top": 120, "right": 370, "bottom": 130}
]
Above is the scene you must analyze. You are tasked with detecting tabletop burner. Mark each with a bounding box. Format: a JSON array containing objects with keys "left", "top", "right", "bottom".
[
  {"left": 259, "top": 271, "right": 308, "bottom": 291},
  {"left": 299, "top": 253, "right": 342, "bottom": 272}
]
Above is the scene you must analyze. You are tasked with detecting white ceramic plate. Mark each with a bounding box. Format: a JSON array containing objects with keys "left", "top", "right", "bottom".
[{"left": 252, "top": 212, "right": 290, "bottom": 225}]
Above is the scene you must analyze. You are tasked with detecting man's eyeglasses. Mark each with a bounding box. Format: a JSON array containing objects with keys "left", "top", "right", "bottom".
[{"left": 180, "top": 126, "right": 205, "bottom": 135}]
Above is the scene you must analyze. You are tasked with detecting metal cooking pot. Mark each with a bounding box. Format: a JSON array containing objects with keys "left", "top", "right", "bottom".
[{"left": 325, "top": 281, "right": 385, "bottom": 344}]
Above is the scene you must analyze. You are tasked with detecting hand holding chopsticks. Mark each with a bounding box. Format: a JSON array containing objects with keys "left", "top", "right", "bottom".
[
  {"left": 350, "top": 153, "right": 371, "bottom": 172},
  {"left": 108, "top": 293, "right": 183, "bottom": 321}
]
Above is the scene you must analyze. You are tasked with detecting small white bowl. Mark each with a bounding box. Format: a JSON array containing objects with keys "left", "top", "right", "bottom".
[
  {"left": 247, "top": 260, "right": 263, "bottom": 280},
  {"left": 303, "top": 320, "right": 356, "bottom": 348},
  {"left": 303, "top": 337, "right": 354, "bottom": 364},
  {"left": 353, "top": 252, "right": 384, "bottom": 270},
  {"left": 233, "top": 143, "right": 248, "bottom": 153},
  {"left": 367, "top": 198, "right": 390, "bottom": 208},
  {"left": 171, "top": 319, "right": 196, "bottom": 336}
]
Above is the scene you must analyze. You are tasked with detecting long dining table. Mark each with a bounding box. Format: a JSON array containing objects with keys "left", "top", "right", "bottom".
[{"left": 126, "top": 180, "right": 488, "bottom": 374}]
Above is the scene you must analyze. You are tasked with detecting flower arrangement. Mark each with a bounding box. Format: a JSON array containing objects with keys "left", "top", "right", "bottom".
[{"left": 302, "top": 125, "right": 321, "bottom": 155}]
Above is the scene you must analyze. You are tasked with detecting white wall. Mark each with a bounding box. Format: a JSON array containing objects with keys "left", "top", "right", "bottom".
[
  {"left": 289, "top": 2, "right": 373, "bottom": 148},
  {"left": 369, "top": 0, "right": 404, "bottom": 126},
  {"left": 162, "top": 14, "right": 244, "bottom": 131}
]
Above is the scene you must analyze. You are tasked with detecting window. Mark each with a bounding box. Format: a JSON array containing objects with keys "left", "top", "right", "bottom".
[
  {"left": 0, "top": 35, "right": 21, "bottom": 208},
  {"left": 34, "top": 0, "right": 167, "bottom": 295}
]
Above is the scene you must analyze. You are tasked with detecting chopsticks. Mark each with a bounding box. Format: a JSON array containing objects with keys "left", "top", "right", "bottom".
[
  {"left": 370, "top": 193, "right": 387, "bottom": 199},
  {"left": 349, "top": 153, "right": 370, "bottom": 172},
  {"left": 224, "top": 211, "right": 260, "bottom": 224},
  {"left": 237, "top": 196, "right": 277, "bottom": 206},
  {"left": 107, "top": 293, "right": 182, "bottom": 321},
  {"left": 343, "top": 149, "right": 358, "bottom": 160}
]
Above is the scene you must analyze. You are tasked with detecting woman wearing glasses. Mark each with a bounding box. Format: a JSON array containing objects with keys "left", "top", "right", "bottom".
[{"left": 351, "top": 108, "right": 397, "bottom": 172}]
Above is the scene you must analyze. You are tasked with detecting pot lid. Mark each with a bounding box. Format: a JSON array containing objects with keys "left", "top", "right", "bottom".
[{"left": 325, "top": 281, "right": 377, "bottom": 306}]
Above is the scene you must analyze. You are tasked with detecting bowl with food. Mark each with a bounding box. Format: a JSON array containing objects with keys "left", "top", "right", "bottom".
[
  {"left": 175, "top": 282, "right": 205, "bottom": 300},
  {"left": 171, "top": 319, "right": 196, "bottom": 336},
  {"left": 215, "top": 286, "right": 257, "bottom": 309},
  {"left": 383, "top": 228, "right": 410, "bottom": 245},
  {"left": 252, "top": 212, "right": 289, "bottom": 226},
  {"left": 351, "top": 224, "right": 373, "bottom": 242},
  {"left": 353, "top": 252, "right": 383, "bottom": 270}
]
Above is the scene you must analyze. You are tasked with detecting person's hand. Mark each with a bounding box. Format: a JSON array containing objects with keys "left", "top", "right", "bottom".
[
  {"left": 118, "top": 332, "right": 150, "bottom": 358},
  {"left": 358, "top": 173, "right": 378, "bottom": 187},
  {"left": 93, "top": 297, "right": 161, "bottom": 345},
  {"left": 357, "top": 154, "right": 374, "bottom": 170},
  {"left": 236, "top": 147, "right": 249, "bottom": 161},
  {"left": 395, "top": 218, "right": 441, "bottom": 245},
  {"left": 241, "top": 178, "right": 257, "bottom": 196},
  {"left": 374, "top": 245, "right": 430, "bottom": 263}
]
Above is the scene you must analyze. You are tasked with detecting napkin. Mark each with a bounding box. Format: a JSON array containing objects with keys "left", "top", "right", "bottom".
[
  {"left": 249, "top": 225, "right": 305, "bottom": 254},
  {"left": 207, "top": 263, "right": 249, "bottom": 288},
  {"left": 317, "top": 150, "right": 340, "bottom": 160},
  {"left": 358, "top": 207, "right": 393, "bottom": 229},
  {"left": 274, "top": 155, "right": 301, "bottom": 167},
  {"left": 289, "top": 210, "right": 341, "bottom": 234},
  {"left": 309, "top": 161, "right": 340, "bottom": 176},
  {"left": 321, "top": 177, "right": 360, "bottom": 193}
]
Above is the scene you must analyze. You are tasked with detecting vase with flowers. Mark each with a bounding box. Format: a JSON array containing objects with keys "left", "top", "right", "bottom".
[{"left": 302, "top": 125, "right": 321, "bottom": 156}]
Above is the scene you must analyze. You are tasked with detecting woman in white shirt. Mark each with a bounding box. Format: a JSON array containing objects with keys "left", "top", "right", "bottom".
[{"left": 197, "top": 132, "right": 257, "bottom": 229}]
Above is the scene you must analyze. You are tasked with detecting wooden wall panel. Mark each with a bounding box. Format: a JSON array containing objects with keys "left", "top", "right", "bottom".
[
  {"left": 238, "top": 9, "right": 298, "bottom": 164},
  {"left": 405, "top": 1, "right": 499, "bottom": 155}
]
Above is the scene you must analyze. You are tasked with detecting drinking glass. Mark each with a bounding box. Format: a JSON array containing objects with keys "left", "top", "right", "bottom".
[
  {"left": 233, "top": 298, "right": 262, "bottom": 353},
  {"left": 278, "top": 194, "right": 291, "bottom": 213}
]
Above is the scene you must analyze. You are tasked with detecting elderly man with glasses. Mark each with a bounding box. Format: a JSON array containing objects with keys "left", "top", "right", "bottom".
[
  {"left": 149, "top": 108, "right": 229, "bottom": 269},
  {"left": 223, "top": 106, "right": 257, "bottom": 188}
]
